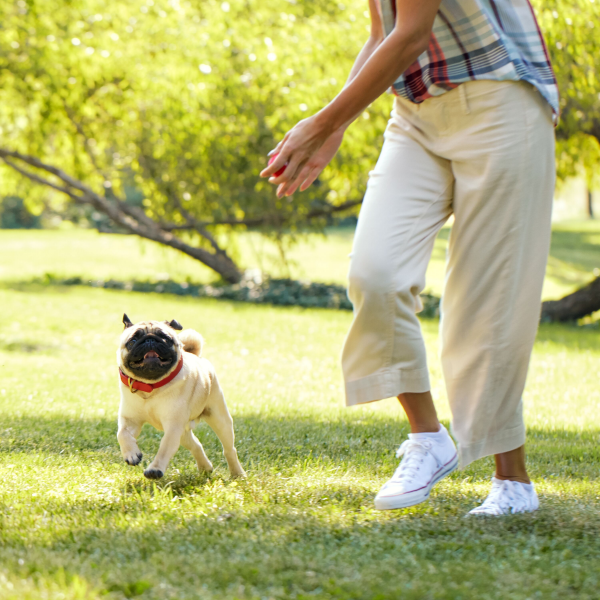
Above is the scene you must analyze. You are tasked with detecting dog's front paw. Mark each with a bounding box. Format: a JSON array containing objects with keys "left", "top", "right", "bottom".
[
  {"left": 196, "top": 459, "right": 213, "bottom": 473},
  {"left": 144, "top": 468, "right": 164, "bottom": 480},
  {"left": 230, "top": 469, "right": 247, "bottom": 479},
  {"left": 124, "top": 451, "right": 143, "bottom": 466}
]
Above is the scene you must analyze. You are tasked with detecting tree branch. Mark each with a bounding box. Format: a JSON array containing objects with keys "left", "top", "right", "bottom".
[
  {"left": 163, "top": 184, "right": 231, "bottom": 257},
  {"left": 137, "top": 153, "right": 238, "bottom": 261},
  {"left": 0, "top": 157, "right": 90, "bottom": 204},
  {"left": 0, "top": 147, "right": 243, "bottom": 283},
  {"left": 161, "top": 198, "right": 363, "bottom": 231}
]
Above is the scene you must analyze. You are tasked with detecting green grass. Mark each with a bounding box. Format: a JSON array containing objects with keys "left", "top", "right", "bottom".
[
  {"left": 1, "top": 219, "right": 599, "bottom": 299},
  {"left": 0, "top": 280, "right": 599, "bottom": 599}
]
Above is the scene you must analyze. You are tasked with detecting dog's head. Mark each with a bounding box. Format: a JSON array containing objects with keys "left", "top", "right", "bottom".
[{"left": 118, "top": 314, "right": 184, "bottom": 383}]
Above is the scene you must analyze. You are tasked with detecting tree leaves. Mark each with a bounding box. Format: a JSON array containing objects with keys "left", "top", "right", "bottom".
[
  {"left": 0, "top": 0, "right": 596, "bottom": 277},
  {"left": 0, "top": 0, "right": 377, "bottom": 229}
]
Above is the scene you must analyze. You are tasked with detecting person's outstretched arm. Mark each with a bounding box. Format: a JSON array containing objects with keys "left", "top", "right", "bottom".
[
  {"left": 270, "top": 0, "right": 385, "bottom": 196},
  {"left": 346, "top": 0, "right": 387, "bottom": 90},
  {"left": 261, "top": 0, "right": 442, "bottom": 197}
]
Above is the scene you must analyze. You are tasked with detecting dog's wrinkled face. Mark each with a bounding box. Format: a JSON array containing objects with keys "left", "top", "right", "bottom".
[{"left": 118, "top": 314, "right": 183, "bottom": 382}]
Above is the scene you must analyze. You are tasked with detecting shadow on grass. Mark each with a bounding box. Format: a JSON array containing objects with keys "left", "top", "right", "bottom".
[
  {"left": 2, "top": 521, "right": 597, "bottom": 600},
  {"left": 0, "top": 339, "right": 66, "bottom": 353},
  {"left": 1, "top": 413, "right": 599, "bottom": 483},
  {"left": 1, "top": 413, "right": 599, "bottom": 598},
  {"left": 0, "top": 281, "right": 77, "bottom": 294},
  {"left": 1, "top": 472, "right": 599, "bottom": 600},
  {"left": 535, "top": 321, "right": 600, "bottom": 349},
  {"left": 547, "top": 229, "right": 600, "bottom": 282}
]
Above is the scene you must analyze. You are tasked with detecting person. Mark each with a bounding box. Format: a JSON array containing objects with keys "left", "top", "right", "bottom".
[{"left": 260, "top": 0, "right": 558, "bottom": 516}]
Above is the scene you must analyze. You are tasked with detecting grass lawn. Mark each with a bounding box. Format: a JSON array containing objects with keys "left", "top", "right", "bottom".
[
  {"left": 1, "top": 219, "right": 599, "bottom": 300},
  {"left": 0, "top": 277, "right": 598, "bottom": 599}
]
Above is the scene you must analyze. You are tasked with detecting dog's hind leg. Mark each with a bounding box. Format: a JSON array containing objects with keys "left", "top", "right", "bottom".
[
  {"left": 202, "top": 387, "right": 246, "bottom": 478},
  {"left": 180, "top": 429, "right": 213, "bottom": 473},
  {"left": 117, "top": 417, "right": 143, "bottom": 466}
]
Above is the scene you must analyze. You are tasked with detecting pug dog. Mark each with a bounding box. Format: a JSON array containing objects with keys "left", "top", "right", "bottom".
[{"left": 117, "top": 314, "right": 246, "bottom": 479}]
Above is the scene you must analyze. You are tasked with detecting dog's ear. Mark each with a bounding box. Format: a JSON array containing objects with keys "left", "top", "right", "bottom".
[
  {"left": 165, "top": 319, "right": 183, "bottom": 331},
  {"left": 123, "top": 313, "right": 134, "bottom": 329}
]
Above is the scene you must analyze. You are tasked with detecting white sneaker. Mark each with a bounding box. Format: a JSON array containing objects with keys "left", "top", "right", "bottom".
[
  {"left": 468, "top": 477, "right": 539, "bottom": 516},
  {"left": 374, "top": 426, "right": 458, "bottom": 510}
]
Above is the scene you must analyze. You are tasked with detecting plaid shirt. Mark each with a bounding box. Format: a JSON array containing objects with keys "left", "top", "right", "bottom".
[{"left": 379, "top": 0, "right": 559, "bottom": 116}]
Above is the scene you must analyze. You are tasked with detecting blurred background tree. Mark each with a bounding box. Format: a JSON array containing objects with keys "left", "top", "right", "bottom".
[
  {"left": 0, "top": 196, "right": 41, "bottom": 229},
  {"left": 0, "top": 0, "right": 598, "bottom": 281},
  {"left": 538, "top": 0, "right": 600, "bottom": 217}
]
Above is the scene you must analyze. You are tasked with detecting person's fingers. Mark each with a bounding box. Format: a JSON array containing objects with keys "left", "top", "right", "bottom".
[
  {"left": 275, "top": 155, "right": 309, "bottom": 197},
  {"left": 299, "top": 166, "right": 323, "bottom": 192},
  {"left": 283, "top": 164, "right": 312, "bottom": 196},
  {"left": 260, "top": 151, "right": 288, "bottom": 178},
  {"left": 270, "top": 149, "right": 303, "bottom": 185},
  {"left": 278, "top": 131, "right": 291, "bottom": 150},
  {"left": 260, "top": 134, "right": 290, "bottom": 177},
  {"left": 267, "top": 141, "right": 283, "bottom": 158},
  {"left": 267, "top": 140, "right": 284, "bottom": 157}
]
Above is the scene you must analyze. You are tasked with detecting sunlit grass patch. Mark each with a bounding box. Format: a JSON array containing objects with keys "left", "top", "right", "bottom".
[
  {"left": 0, "top": 285, "right": 598, "bottom": 598},
  {"left": 1, "top": 220, "right": 598, "bottom": 300}
]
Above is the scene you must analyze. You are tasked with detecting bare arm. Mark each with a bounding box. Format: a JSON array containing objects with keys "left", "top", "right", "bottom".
[
  {"left": 267, "top": 0, "right": 385, "bottom": 195},
  {"left": 261, "top": 0, "right": 441, "bottom": 197},
  {"left": 329, "top": 1, "right": 386, "bottom": 132},
  {"left": 316, "top": 0, "right": 438, "bottom": 134},
  {"left": 345, "top": 0, "right": 386, "bottom": 89}
]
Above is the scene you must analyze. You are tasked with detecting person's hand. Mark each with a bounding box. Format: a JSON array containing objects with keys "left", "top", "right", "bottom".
[
  {"left": 277, "top": 129, "right": 345, "bottom": 197},
  {"left": 260, "top": 115, "right": 344, "bottom": 198}
]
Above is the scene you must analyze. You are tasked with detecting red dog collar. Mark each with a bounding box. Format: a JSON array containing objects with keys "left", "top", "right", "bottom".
[{"left": 119, "top": 356, "right": 183, "bottom": 394}]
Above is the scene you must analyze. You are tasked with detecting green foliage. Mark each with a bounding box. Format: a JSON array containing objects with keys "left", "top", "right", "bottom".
[
  {"left": 534, "top": 0, "right": 600, "bottom": 189},
  {"left": 0, "top": 0, "right": 385, "bottom": 233},
  {"left": 36, "top": 273, "right": 358, "bottom": 310},
  {"left": 0, "top": 0, "right": 598, "bottom": 250},
  {"left": 0, "top": 285, "right": 599, "bottom": 599},
  {"left": 0, "top": 223, "right": 598, "bottom": 301},
  {"left": 30, "top": 272, "right": 443, "bottom": 315},
  {"left": 0, "top": 197, "right": 41, "bottom": 229}
]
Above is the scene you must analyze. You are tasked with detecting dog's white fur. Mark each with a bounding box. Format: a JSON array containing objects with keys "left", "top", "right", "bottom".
[{"left": 117, "top": 321, "right": 246, "bottom": 479}]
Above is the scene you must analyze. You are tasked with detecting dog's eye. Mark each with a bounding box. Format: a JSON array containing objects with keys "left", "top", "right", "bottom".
[{"left": 126, "top": 334, "right": 140, "bottom": 349}]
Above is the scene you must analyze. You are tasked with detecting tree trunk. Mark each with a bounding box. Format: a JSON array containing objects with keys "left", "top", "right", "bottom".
[
  {"left": 163, "top": 235, "right": 243, "bottom": 284},
  {"left": 588, "top": 189, "right": 595, "bottom": 219},
  {"left": 541, "top": 276, "right": 600, "bottom": 322}
]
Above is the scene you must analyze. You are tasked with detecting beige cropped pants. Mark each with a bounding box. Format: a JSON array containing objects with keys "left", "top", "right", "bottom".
[{"left": 342, "top": 80, "right": 555, "bottom": 467}]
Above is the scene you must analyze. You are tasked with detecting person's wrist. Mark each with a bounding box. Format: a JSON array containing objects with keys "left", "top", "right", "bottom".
[
  {"left": 313, "top": 107, "right": 338, "bottom": 139},
  {"left": 329, "top": 124, "right": 347, "bottom": 139}
]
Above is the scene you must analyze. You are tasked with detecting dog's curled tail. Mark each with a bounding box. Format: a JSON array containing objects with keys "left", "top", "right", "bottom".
[{"left": 179, "top": 329, "right": 204, "bottom": 357}]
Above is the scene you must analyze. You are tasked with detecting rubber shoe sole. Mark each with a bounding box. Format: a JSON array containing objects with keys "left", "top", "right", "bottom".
[{"left": 374, "top": 453, "right": 459, "bottom": 510}]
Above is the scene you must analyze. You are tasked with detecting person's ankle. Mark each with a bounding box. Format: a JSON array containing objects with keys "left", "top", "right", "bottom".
[
  {"left": 409, "top": 422, "right": 441, "bottom": 434},
  {"left": 494, "top": 473, "right": 531, "bottom": 485}
]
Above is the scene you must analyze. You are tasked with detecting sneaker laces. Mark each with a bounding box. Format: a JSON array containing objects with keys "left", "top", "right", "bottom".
[
  {"left": 388, "top": 439, "right": 434, "bottom": 484},
  {"left": 476, "top": 479, "right": 532, "bottom": 515}
]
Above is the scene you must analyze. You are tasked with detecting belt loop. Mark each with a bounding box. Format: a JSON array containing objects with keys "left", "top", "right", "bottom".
[{"left": 459, "top": 84, "right": 471, "bottom": 115}]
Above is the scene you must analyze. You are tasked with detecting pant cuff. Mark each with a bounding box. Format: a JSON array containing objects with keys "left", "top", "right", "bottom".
[
  {"left": 457, "top": 423, "right": 526, "bottom": 469},
  {"left": 345, "top": 368, "right": 430, "bottom": 406}
]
